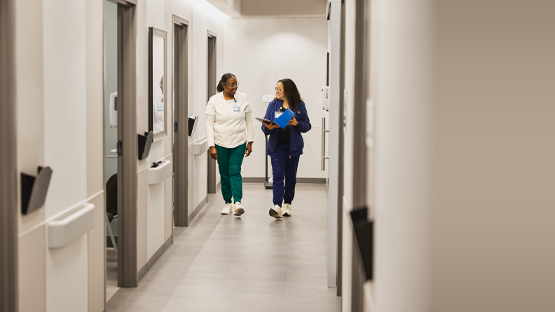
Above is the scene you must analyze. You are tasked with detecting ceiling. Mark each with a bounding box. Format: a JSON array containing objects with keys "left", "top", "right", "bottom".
[{"left": 205, "top": 0, "right": 327, "bottom": 18}]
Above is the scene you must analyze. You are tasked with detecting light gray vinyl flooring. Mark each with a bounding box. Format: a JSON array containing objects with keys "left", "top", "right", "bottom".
[{"left": 106, "top": 183, "right": 340, "bottom": 312}]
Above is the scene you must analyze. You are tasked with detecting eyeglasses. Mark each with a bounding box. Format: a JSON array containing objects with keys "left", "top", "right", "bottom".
[
  {"left": 227, "top": 83, "right": 239, "bottom": 88},
  {"left": 275, "top": 88, "right": 283, "bottom": 92}
]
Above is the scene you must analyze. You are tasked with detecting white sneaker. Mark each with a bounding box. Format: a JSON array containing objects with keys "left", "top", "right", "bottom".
[
  {"left": 221, "top": 203, "right": 234, "bottom": 215},
  {"left": 233, "top": 202, "right": 245, "bottom": 216},
  {"left": 269, "top": 205, "right": 283, "bottom": 219},
  {"left": 282, "top": 203, "right": 292, "bottom": 217}
]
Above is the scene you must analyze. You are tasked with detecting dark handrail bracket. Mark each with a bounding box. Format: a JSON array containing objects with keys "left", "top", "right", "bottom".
[
  {"left": 21, "top": 166, "right": 53, "bottom": 215},
  {"left": 350, "top": 206, "right": 374, "bottom": 281},
  {"left": 138, "top": 131, "right": 153, "bottom": 160}
]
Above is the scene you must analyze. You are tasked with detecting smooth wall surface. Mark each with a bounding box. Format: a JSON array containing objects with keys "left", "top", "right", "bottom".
[
  {"left": 340, "top": 1, "right": 555, "bottom": 311},
  {"left": 340, "top": 0, "right": 356, "bottom": 310},
  {"left": 373, "top": 0, "right": 434, "bottom": 311},
  {"left": 15, "top": 0, "right": 46, "bottom": 310},
  {"left": 429, "top": 1, "right": 555, "bottom": 311},
  {"left": 15, "top": 0, "right": 105, "bottom": 311},
  {"left": 223, "top": 17, "right": 328, "bottom": 180},
  {"left": 171, "top": 0, "right": 227, "bottom": 216},
  {"left": 135, "top": 0, "right": 229, "bottom": 269}
]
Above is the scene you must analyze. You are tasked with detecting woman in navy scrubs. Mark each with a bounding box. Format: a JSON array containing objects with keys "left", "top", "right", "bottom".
[{"left": 261, "top": 79, "right": 311, "bottom": 218}]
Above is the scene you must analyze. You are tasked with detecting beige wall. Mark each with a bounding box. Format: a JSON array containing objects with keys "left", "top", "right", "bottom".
[
  {"left": 340, "top": 0, "right": 356, "bottom": 310},
  {"left": 337, "top": 0, "right": 555, "bottom": 311},
  {"left": 429, "top": 1, "right": 555, "bottom": 311},
  {"left": 15, "top": 0, "right": 46, "bottom": 310}
]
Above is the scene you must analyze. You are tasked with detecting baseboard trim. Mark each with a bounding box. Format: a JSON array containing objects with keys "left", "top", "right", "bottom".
[
  {"left": 189, "top": 196, "right": 207, "bottom": 225},
  {"left": 242, "top": 177, "right": 326, "bottom": 184},
  {"left": 137, "top": 235, "right": 173, "bottom": 283}
]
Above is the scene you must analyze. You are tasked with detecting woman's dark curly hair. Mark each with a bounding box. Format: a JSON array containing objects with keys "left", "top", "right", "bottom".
[{"left": 278, "top": 78, "right": 303, "bottom": 112}]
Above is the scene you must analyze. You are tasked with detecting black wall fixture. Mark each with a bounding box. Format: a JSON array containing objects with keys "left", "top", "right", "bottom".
[
  {"left": 21, "top": 166, "right": 53, "bottom": 215},
  {"left": 350, "top": 206, "right": 374, "bottom": 280},
  {"left": 138, "top": 131, "right": 153, "bottom": 160},
  {"left": 188, "top": 116, "right": 197, "bottom": 136}
]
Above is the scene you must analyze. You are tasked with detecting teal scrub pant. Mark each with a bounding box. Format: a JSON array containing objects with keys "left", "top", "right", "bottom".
[{"left": 215, "top": 143, "right": 246, "bottom": 204}]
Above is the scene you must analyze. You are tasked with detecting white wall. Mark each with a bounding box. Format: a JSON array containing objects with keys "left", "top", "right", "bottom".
[
  {"left": 224, "top": 16, "right": 328, "bottom": 179},
  {"left": 43, "top": 0, "right": 90, "bottom": 309},
  {"left": 16, "top": 0, "right": 105, "bottom": 311},
  {"left": 170, "top": 0, "right": 228, "bottom": 211}
]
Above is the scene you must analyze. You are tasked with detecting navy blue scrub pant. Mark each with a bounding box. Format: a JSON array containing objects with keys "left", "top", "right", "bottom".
[{"left": 271, "top": 143, "right": 300, "bottom": 207}]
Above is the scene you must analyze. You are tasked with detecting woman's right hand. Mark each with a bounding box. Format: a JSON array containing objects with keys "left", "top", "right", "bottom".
[
  {"left": 264, "top": 121, "right": 279, "bottom": 130},
  {"left": 210, "top": 146, "right": 218, "bottom": 160}
]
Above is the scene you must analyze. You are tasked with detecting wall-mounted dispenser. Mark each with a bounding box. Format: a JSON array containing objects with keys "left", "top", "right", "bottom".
[
  {"left": 109, "top": 92, "right": 117, "bottom": 128},
  {"left": 138, "top": 131, "right": 153, "bottom": 160},
  {"left": 188, "top": 115, "right": 197, "bottom": 136},
  {"left": 21, "top": 166, "right": 53, "bottom": 215},
  {"left": 322, "top": 86, "right": 330, "bottom": 111}
]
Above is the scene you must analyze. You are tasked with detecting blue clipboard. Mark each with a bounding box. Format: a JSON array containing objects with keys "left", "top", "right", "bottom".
[{"left": 274, "top": 108, "right": 295, "bottom": 129}]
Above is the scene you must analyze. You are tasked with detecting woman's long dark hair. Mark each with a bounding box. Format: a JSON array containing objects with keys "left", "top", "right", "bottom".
[
  {"left": 217, "top": 73, "right": 236, "bottom": 93},
  {"left": 278, "top": 78, "right": 302, "bottom": 112}
]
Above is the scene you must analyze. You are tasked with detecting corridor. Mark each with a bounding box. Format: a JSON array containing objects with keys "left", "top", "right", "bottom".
[{"left": 107, "top": 183, "right": 340, "bottom": 312}]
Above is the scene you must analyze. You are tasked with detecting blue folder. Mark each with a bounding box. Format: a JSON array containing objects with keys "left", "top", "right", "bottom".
[{"left": 274, "top": 108, "right": 295, "bottom": 129}]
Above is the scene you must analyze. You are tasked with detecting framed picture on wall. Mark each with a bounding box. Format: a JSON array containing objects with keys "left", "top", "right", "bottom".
[{"left": 148, "top": 27, "right": 167, "bottom": 142}]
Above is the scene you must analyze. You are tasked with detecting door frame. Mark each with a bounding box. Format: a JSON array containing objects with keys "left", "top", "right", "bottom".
[
  {"left": 351, "top": 0, "right": 370, "bottom": 310},
  {"left": 114, "top": 0, "right": 138, "bottom": 287},
  {"left": 0, "top": 0, "right": 18, "bottom": 310},
  {"left": 206, "top": 32, "right": 217, "bottom": 194},
  {"left": 172, "top": 15, "right": 189, "bottom": 226},
  {"left": 338, "top": 0, "right": 346, "bottom": 297}
]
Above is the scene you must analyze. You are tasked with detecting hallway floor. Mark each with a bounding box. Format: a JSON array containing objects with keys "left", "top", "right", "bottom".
[{"left": 106, "top": 183, "right": 340, "bottom": 312}]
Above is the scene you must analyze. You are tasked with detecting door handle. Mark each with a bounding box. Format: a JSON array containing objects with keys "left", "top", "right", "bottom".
[{"left": 321, "top": 117, "right": 330, "bottom": 171}]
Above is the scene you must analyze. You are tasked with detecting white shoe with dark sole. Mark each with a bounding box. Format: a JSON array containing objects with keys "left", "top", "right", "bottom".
[
  {"left": 233, "top": 202, "right": 245, "bottom": 216},
  {"left": 269, "top": 205, "right": 283, "bottom": 219},
  {"left": 221, "top": 203, "right": 234, "bottom": 215},
  {"left": 282, "top": 203, "right": 291, "bottom": 217}
]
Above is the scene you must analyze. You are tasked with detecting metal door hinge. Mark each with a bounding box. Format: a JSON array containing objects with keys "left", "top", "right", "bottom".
[
  {"left": 174, "top": 121, "right": 178, "bottom": 133},
  {"left": 117, "top": 140, "right": 123, "bottom": 156}
]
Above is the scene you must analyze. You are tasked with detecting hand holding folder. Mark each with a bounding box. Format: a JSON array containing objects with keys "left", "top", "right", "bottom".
[
  {"left": 256, "top": 108, "right": 296, "bottom": 129},
  {"left": 274, "top": 108, "right": 295, "bottom": 129}
]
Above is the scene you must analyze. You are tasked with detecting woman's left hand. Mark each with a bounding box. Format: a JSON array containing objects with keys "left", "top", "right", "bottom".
[
  {"left": 287, "top": 115, "right": 298, "bottom": 126},
  {"left": 245, "top": 142, "right": 253, "bottom": 157}
]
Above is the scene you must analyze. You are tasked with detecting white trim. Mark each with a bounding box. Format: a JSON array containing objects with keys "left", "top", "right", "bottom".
[
  {"left": 18, "top": 190, "right": 104, "bottom": 238},
  {"left": 172, "top": 14, "right": 189, "bottom": 26}
]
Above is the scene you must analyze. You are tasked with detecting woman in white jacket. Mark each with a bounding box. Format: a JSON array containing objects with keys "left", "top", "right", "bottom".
[{"left": 205, "top": 73, "right": 254, "bottom": 216}]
